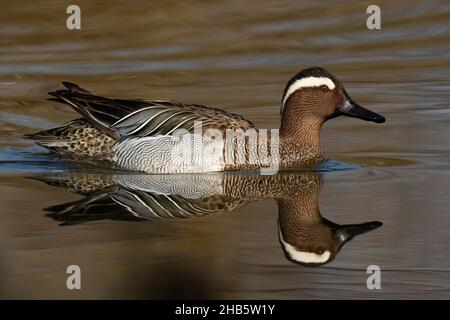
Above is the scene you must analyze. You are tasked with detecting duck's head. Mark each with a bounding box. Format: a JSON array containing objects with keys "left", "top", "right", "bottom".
[
  {"left": 281, "top": 67, "right": 385, "bottom": 125},
  {"left": 278, "top": 218, "right": 382, "bottom": 267}
]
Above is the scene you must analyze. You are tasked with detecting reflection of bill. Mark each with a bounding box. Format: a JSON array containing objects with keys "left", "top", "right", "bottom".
[
  {"left": 168, "top": 121, "right": 280, "bottom": 175},
  {"left": 35, "top": 172, "right": 382, "bottom": 267}
]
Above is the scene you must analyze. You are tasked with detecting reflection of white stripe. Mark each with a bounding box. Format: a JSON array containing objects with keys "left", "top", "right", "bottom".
[
  {"left": 282, "top": 76, "right": 335, "bottom": 106},
  {"left": 171, "top": 196, "right": 214, "bottom": 215},
  {"left": 162, "top": 195, "right": 194, "bottom": 217},
  {"left": 279, "top": 229, "right": 331, "bottom": 264},
  {"left": 146, "top": 194, "right": 176, "bottom": 218},
  {"left": 109, "top": 194, "right": 142, "bottom": 218},
  {"left": 162, "top": 194, "right": 192, "bottom": 217}
]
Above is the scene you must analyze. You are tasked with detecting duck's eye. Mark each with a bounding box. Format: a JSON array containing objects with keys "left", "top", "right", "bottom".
[
  {"left": 316, "top": 248, "right": 325, "bottom": 254},
  {"left": 320, "top": 85, "right": 329, "bottom": 92}
]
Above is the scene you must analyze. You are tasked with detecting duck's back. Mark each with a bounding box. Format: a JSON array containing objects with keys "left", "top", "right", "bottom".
[{"left": 26, "top": 82, "right": 255, "bottom": 170}]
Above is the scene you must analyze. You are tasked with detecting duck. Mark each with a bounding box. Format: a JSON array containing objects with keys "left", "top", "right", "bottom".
[
  {"left": 25, "top": 67, "right": 385, "bottom": 173},
  {"left": 37, "top": 171, "right": 382, "bottom": 266}
]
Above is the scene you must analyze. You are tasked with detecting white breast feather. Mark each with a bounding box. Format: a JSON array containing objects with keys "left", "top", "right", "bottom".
[{"left": 113, "top": 134, "right": 225, "bottom": 173}]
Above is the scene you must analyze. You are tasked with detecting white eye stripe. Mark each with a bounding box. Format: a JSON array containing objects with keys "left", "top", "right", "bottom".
[{"left": 282, "top": 76, "right": 336, "bottom": 107}]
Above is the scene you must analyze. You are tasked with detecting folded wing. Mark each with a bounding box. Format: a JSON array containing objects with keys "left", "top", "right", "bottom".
[{"left": 49, "top": 82, "right": 255, "bottom": 140}]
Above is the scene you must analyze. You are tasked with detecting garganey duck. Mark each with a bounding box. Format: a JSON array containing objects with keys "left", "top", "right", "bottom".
[{"left": 25, "top": 67, "right": 385, "bottom": 173}]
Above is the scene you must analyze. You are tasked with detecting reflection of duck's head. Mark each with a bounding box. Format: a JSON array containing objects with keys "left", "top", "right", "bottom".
[{"left": 277, "top": 193, "right": 382, "bottom": 266}]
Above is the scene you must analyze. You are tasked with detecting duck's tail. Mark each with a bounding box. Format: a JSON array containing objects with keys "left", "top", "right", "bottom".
[
  {"left": 23, "top": 82, "right": 91, "bottom": 143},
  {"left": 24, "top": 118, "right": 116, "bottom": 157},
  {"left": 24, "top": 82, "right": 120, "bottom": 157}
]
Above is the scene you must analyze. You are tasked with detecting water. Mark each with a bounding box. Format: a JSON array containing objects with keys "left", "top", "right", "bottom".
[{"left": 0, "top": 0, "right": 449, "bottom": 299}]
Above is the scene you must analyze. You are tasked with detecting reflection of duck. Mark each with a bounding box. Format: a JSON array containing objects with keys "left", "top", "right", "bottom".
[
  {"left": 35, "top": 172, "right": 382, "bottom": 266},
  {"left": 25, "top": 67, "right": 385, "bottom": 173}
]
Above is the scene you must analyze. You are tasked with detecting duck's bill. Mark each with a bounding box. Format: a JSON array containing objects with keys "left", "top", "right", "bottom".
[{"left": 339, "top": 96, "right": 385, "bottom": 123}]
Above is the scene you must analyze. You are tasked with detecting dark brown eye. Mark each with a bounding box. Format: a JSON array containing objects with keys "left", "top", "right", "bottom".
[{"left": 320, "top": 85, "right": 329, "bottom": 92}]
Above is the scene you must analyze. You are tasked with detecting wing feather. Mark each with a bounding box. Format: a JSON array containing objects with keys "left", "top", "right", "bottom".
[{"left": 48, "top": 82, "right": 255, "bottom": 140}]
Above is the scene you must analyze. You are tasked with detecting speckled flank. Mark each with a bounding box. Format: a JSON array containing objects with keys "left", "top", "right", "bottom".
[{"left": 25, "top": 118, "right": 116, "bottom": 159}]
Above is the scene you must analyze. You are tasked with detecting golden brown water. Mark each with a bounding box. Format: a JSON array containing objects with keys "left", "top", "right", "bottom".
[{"left": 0, "top": 0, "right": 449, "bottom": 299}]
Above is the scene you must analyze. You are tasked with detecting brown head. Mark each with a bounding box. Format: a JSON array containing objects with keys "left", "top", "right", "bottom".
[{"left": 280, "top": 67, "right": 385, "bottom": 141}]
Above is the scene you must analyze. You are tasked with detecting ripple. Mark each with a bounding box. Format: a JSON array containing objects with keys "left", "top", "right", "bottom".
[{"left": 0, "top": 146, "right": 114, "bottom": 174}]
